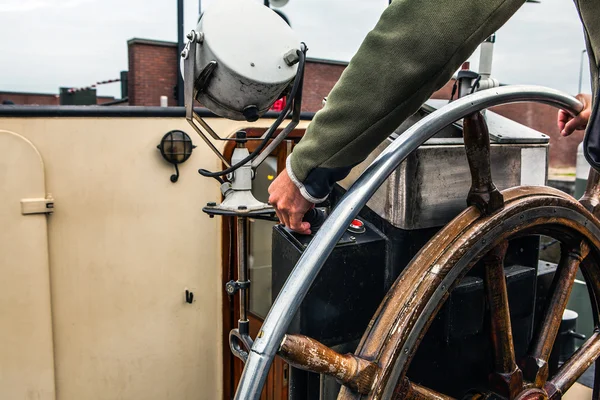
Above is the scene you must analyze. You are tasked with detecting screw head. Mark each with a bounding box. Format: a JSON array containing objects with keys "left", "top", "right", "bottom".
[
  {"left": 283, "top": 49, "right": 300, "bottom": 66},
  {"left": 238, "top": 205, "right": 248, "bottom": 210},
  {"left": 225, "top": 282, "right": 236, "bottom": 295}
]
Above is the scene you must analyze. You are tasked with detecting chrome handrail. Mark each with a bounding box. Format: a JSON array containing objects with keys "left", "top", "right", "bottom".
[{"left": 234, "top": 85, "right": 583, "bottom": 399}]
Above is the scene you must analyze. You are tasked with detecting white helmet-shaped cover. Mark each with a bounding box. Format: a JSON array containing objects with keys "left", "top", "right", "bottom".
[{"left": 189, "top": 0, "right": 301, "bottom": 121}]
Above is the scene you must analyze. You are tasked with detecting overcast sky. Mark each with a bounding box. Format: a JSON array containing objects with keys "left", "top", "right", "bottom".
[{"left": 0, "top": 0, "right": 592, "bottom": 99}]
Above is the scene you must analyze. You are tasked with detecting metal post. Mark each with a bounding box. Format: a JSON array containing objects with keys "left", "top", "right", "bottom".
[
  {"left": 237, "top": 216, "right": 249, "bottom": 324},
  {"left": 579, "top": 49, "right": 588, "bottom": 94},
  {"left": 479, "top": 34, "right": 495, "bottom": 80},
  {"left": 177, "top": 0, "right": 185, "bottom": 107},
  {"left": 199, "top": 0, "right": 202, "bottom": 15}
]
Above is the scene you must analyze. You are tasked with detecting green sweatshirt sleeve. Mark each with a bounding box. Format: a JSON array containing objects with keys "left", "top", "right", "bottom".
[{"left": 288, "top": 0, "right": 525, "bottom": 202}]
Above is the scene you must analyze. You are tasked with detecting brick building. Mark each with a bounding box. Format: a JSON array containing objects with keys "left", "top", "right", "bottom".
[
  {"left": 491, "top": 102, "right": 584, "bottom": 170},
  {"left": 301, "top": 58, "right": 346, "bottom": 112},
  {"left": 127, "top": 39, "right": 179, "bottom": 107}
]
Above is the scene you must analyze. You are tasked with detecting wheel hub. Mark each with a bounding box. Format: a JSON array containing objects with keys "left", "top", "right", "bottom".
[{"left": 514, "top": 388, "right": 548, "bottom": 400}]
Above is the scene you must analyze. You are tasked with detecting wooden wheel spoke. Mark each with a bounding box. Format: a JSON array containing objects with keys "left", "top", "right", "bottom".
[
  {"left": 393, "top": 378, "right": 455, "bottom": 400},
  {"left": 277, "top": 334, "right": 379, "bottom": 394},
  {"left": 521, "top": 240, "right": 590, "bottom": 387},
  {"left": 544, "top": 332, "right": 600, "bottom": 400},
  {"left": 483, "top": 241, "right": 523, "bottom": 399}
]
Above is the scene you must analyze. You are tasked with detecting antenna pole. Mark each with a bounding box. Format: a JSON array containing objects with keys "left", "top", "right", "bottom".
[{"left": 177, "top": 0, "right": 184, "bottom": 106}]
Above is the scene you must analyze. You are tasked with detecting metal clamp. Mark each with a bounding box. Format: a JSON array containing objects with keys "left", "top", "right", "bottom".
[
  {"left": 225, "top": 280, "right": 250, "bottom": 296},
  {"left": 230, "top": 322, "right": 254, "bottom": 363}
]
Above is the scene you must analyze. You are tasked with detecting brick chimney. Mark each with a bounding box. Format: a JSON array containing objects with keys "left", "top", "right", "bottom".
[{"left": 127, "top": 38, "right": 178, "bottom": 106}]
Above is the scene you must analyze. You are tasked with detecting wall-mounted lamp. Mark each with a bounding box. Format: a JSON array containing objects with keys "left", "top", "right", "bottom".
[{"left": 157, "top": 130, "right": 195, "bottom": 182}]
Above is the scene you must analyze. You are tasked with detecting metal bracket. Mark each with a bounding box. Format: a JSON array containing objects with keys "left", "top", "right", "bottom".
[
  {"left": 21, "top": 196, "right": 54, "bottom": 215},
  {"left": 230, "top": 324, "right": 254, "bottom": 363},
  {"left": 182, "top": 34, "right": 231, "bottom": 167},
  {"left": 463, "top": 112, "right": 504, "bottom": 215},
  {"left": 225, "top": 280, "right": 251, "bottom": 296}
]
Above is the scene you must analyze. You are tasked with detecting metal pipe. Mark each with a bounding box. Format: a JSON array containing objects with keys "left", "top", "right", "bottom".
[
  {"left": 237, "top": 216, "right": 249, "bottom": 323},
  {"left": 177, "top": 0, "right": 184, "bottom": 106},
  {"left": 251, "top": 119, "right": 297, "bottom": 169},
  {"left": 478, "top": 34, "right": 496, "bottom": 80},
  {"left": 234, "top": 85, "right": 583, "bottom": 400}
]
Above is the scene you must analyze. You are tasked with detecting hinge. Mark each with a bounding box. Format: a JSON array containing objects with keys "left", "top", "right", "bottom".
[{"left": 21, "top": 195, "right": 54, "bottom": 215}]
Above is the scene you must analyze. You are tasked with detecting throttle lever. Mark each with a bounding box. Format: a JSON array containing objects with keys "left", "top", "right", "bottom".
[{"left": 302, "top": 208, "right": 326, "bottom": 232}]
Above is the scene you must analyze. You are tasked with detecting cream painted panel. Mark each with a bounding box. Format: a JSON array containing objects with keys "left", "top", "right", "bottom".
[
  {"left": 0, "top": 116, "right": 308, "bottom": 400},
  {"left": 0, "top": 130, "right": 56, "bottom": 400},
  {"left": 33, "top": 118, "right": 222, "bottom": 400}
]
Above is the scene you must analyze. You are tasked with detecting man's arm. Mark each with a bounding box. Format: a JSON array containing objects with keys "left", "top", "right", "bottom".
[{"left": 270, "top": 0, "right": 526, "bottom": 233}]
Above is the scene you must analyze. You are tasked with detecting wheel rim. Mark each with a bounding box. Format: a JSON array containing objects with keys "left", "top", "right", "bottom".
[{"left": 338, "top": 186, "right": 600, "bottom": 400}]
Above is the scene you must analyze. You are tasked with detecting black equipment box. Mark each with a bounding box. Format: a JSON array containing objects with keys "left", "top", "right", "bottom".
[{"left": 272, "top": 219, "right": 387, "bottom": 346}]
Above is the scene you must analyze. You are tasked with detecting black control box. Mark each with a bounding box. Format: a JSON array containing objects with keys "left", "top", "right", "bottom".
[{"left": 272, "top": 218, "right": 387, "bottom": 346}]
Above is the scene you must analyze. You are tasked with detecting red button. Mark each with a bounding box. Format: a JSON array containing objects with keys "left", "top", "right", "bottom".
[{"left": 350, "top": 219, "right": 363, "bottom": 229}]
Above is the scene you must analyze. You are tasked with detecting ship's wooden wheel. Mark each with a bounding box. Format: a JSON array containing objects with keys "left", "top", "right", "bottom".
[
  {"left": 333, "top": 113, "right": 600, "bottom": 400},
  {"left": 272, "top": 104, "right": 600, "bottom": 400},
  {"left": 337, "top": 184, "right": 600, "bottom": 400}
]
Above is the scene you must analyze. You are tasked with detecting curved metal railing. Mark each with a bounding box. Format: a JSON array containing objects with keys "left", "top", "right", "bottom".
[{"left": 234, "top": 85, "right": 584, "bottom": 399}]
